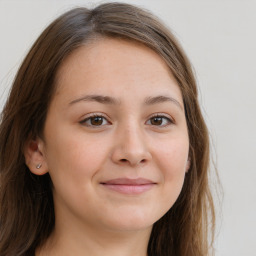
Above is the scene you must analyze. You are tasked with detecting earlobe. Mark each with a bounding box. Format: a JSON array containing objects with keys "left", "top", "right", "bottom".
[{"left": 24, "top": 138, "right": 48, "bottom": 175}]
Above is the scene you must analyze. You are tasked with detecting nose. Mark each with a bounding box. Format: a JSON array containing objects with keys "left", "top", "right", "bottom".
[{"left": 111, "top": 124, "right": 152, "bottom": 167}]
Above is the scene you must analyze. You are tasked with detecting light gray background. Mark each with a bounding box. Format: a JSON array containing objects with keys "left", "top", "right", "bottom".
[{"left": 0, "top": 0, "right": 255, "bottom": 255}]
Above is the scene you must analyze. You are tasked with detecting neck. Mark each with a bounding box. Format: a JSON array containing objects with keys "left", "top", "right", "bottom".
[{"left": 37, "top": 215, "right": 152, "bottom": 256}]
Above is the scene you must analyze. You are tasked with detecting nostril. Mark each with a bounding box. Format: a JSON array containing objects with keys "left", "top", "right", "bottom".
[{"left": 119, "top": 158, "right": 146, "bottom": 164}]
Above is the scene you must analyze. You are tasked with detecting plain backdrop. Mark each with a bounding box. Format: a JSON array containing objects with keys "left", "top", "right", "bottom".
[{"left": 0, "top": 0, "right": 256, "bottom": 255}]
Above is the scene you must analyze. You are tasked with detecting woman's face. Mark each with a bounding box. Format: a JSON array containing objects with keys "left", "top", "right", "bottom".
[{"left": 38, "top": 38, "right": 189, "bottom": 232}]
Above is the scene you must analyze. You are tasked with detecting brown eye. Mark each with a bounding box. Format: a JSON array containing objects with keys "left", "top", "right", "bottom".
[
  {"left": 151, "top": 117, "right": 163, "bottom": 125},
  {"left": 80, "top": 115, "right": 109, "bottom": 127},
  {"left": 91, "top": 116, "right": 104, "bottom": 126},
  {"left": 146, "top": 115, "right": 173, "bottom": 127}
]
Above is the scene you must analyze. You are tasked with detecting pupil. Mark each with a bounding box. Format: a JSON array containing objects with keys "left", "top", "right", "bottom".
[
  {"left": 92, "top": 117, "right": 103, "bottom": 125},
  {"left": 152, "top": 117, "right": 162, "bottom": 125}
]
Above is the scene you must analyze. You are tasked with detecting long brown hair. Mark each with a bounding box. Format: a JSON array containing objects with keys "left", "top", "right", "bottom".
[{"left": 0, "top": 2, "right": 216, "bottom": 255}]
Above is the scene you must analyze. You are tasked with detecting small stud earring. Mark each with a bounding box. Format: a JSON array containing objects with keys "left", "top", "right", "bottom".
[{"left": 36, "top": 163, "right": 42, "bottom": 169}]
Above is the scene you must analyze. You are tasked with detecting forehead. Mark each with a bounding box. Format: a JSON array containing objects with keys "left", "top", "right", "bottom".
[{"left": 54, "top": 37, "right": 182, "bottom": 103}]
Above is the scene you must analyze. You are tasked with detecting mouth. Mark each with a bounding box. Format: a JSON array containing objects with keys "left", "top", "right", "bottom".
[{"left": 100, "top": 178, "right": 157, "bottom": 195}]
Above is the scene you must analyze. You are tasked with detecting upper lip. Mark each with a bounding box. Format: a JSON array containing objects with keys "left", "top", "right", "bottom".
[{"left": 100, "top": 178, "right": 156, "bottom": 185}]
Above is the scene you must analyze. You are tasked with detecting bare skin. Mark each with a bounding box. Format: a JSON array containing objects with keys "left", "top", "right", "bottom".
[{"left": 25, "top": 38, "right": 190, "bottom": 256}]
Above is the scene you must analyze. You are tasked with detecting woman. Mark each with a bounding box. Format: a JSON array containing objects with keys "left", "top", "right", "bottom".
[{"left": 0, "top": 2, "right": 216, "bottom": 256}]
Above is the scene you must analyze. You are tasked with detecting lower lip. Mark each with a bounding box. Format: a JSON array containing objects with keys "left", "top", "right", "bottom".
[{"left": 101, "top": 184, "right": 155, "bottom": 195}]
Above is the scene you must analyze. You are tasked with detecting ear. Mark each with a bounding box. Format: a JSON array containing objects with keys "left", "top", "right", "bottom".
[
  {"left": 186, "top": 157, "right": 191, "bottom": 173},
  {"left": 24, "top": 137, "right": 49, "bottom": 175}
]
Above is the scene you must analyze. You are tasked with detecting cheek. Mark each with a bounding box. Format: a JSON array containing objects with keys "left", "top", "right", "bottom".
[
  {"left": 43, "top": 128, "right": 109, "bottom": 189},
  {"left": 154, "top": 136, "right": 189, "bottom": 201},
  {"left": 43, "top": 130, "right": 111, "bottom": 217},
  {"left": 155, "top": 135, "right": 189, "bottom": 173}
]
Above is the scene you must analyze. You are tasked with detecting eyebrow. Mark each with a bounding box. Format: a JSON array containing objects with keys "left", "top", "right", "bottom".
[
  {"left": 69, "top": 95, "right": 120, "bottom": 105},
  {"left": 144, "top": 95, "right": 183, "bottom": 110},
  {"left": 69, "top": 94, "right": 183, "bottom": 110}
]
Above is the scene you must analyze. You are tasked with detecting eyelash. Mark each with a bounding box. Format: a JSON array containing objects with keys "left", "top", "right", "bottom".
[
  {"left": 80, "top": 114, "right": 110, "bottom": 127},
  {"left": 80, "top": 113, "right": 174, "bottom": 128},
  {"left": 146, "top": 114, "right": 174, "bottom": 127}
]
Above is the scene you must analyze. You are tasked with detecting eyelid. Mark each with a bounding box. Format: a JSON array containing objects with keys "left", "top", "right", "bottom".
[
  {"left": 79, "top": 113, "right": 111, "bottom": 127},
  {"left": 79, "top": 112, "right": 175, "bottom": 127},
  {"left": 146, "top": 113, "right": 175, "bottom": 126}
]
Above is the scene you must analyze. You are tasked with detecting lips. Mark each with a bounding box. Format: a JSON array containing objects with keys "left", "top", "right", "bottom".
[{"left": 100, "top": 178, "right": 156, "bottom": 195}]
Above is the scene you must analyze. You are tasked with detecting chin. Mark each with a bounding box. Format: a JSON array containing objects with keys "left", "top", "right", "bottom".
[{"left": 99, "top": 207, "right": 162, "bottom": 232}]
